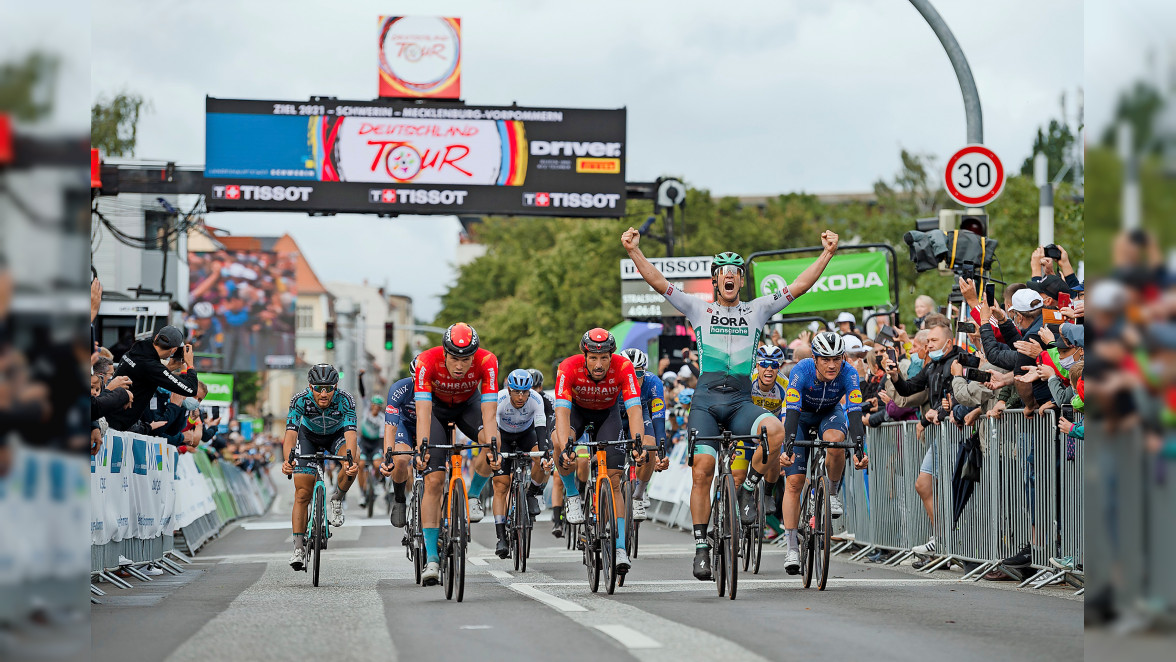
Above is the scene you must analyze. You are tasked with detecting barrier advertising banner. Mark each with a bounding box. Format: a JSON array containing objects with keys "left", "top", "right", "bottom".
[
  {"left": 620, "top": 256, "right": 713, "bottom": 318},
  {"left": 205, "top": 97, "right": 626, "bottom": 217},
  {"left": 752, "top": 252, "right": 891, "bottom": 314},
  {"left": 378, "top": 16, "right": 461, "bottom": 99}
]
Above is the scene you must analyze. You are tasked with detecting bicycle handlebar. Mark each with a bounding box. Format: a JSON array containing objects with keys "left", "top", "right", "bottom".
[{"left": 287, "top": 448, "right": 354, "bottom": 480}]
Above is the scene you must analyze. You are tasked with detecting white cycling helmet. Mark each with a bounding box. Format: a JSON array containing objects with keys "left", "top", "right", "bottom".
[
  {"left": 811, "top": 331, "right": 846, "bottom": 358},
  {"left": 621, "top": 348, "right": 649, "bottom": 374}
]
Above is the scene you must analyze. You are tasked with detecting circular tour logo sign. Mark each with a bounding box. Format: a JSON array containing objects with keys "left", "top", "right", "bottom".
[
  {"left": 760, "top": 274, "right": 787, "bottom": 296},
  {"left": 378, "top": 16, "right": 461, "bottom": 98}
]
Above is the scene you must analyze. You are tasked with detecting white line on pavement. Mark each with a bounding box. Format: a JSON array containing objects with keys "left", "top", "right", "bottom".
[
  {"left": 488, "top": 570, "right": 512, "bottom": 579},
  {"left": 508, "top": 583, "right": 588, "bottom": 612},
  {"left": 592, "top": 624, "right": 662, "bottom": 650},
  {"left": 468, "top": 557, "right": 489, "bottom": 566},
  {"left": 242, "top": 520, "right": 391, "bottom": 530},
  {"left": 526, "top": 577, "right": 962, "bottom": 587}
]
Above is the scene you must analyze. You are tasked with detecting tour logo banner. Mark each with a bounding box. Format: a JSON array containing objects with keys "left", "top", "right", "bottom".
[
  {"left": 753, "top": 252, "right": 891, "bottom": 314},
  {"left": 204, "top": 97, "right": 626, "bottom": 217},
  {"left": 378, "top": 16, "right": 462, "bottom": 99}
]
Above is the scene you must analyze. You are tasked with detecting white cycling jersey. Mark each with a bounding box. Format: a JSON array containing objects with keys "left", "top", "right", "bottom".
[{"left": 496, "top": 388, "right": 547, "bottom": 433}]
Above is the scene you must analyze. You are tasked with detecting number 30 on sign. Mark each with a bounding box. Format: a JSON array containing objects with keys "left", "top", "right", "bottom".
[{"left": 944, "top": 145, "right": 1005, "bottom": 207}]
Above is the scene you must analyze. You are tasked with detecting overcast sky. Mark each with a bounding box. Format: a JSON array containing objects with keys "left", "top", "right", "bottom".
[{"left": 85, "top": 0, "right": 1092, "bottom": 319}]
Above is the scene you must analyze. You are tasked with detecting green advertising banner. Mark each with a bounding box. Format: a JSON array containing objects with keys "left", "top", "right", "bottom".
[
  {"left": 201, "top": 373, "right": 234, "bottom": 405},
  {"left": 753, "top": 252, "right": 891, "bottom": 314}
]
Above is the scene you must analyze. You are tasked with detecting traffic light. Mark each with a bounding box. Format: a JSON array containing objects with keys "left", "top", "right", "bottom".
[
  {"left": 960, "top": 213, "right": 988, "bottom": 236},
  {"left": 324, "top": 321, "right": 336, "bottom": 350},
  {"left": 383, "top": 322, "right": 395, "bottom": 351}
]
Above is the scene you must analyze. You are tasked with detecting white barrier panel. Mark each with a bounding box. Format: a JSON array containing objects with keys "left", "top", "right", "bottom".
[
  {"left": 91, "top": 430, "right": 180, "bottom": 543},
  {"left": 647, "top": 441, "right": 691, "bottom": 504},
  {"left": 173, "top": 453, "right": 216, "bottom": 529}
]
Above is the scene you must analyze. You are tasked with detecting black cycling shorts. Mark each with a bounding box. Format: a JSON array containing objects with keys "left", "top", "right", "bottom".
[
  {"left": 419, "top": 394, "right": 484, "bottom": 476},
  {"left": 294, "top": 427, "right": 346, "bottom": 475},
  {"left": 567, "top": 404, "right": 626, "bottom": 471},
  {"left": 494, "top": 427, "right": 540, "bottom": 477}
]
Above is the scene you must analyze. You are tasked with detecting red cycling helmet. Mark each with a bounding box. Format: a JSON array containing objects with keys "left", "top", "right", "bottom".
[
  {"left": 580, "top": 327, "right": 617, "bottom": 355},
  {"left": 442, "top": 322, "right": 480, "bottom": 358}
]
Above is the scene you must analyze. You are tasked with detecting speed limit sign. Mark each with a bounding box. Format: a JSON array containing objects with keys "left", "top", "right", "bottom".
[{"left": 944, "top": 145, "right": 1005, "bottom": 206}]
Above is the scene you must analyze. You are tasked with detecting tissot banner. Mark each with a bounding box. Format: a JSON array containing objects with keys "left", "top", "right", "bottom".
[{"left": 205, "top": 97, "right": 625, "bottom": 217}]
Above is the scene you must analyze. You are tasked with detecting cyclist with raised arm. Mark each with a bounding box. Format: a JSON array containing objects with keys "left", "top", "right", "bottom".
[
  {"left": 779, "top": 331, "right": 870, "bottom": 574},
  {"left": 622, "top": 226, "right": 839, "bottom": 581},
  {"left": 491, "top": 369, "right": 552, "bottom": 558},
  {"left": 413, "top": 323, "right": 500, "bottom": 586},
  {"left": 616, "top": 348, "right": 669, "bottom": 521},
  {"left": 553, "top": 328, "right": 647, "bottom": 575},
  {"left": 379, "top": 355, "right": 420, "bottom": 527},
  {"left": 280, "top": 364, "right": 360, "bottom": 571}
]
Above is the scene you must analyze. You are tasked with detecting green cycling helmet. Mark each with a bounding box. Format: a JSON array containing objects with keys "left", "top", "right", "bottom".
[
  {"left": 371, "top": 395, "right": 385, "bottom": 406},
  {"left": 711, "top": 251, "right": 745, "bottom": 274}
]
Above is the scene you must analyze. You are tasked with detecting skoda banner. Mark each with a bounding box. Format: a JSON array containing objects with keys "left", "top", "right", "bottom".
[
  {"left": 201, "top": 373, "right": 234, "bottom": 405},
  {"left": 753, "top": 252, "right": 890, "bottom": 314}
]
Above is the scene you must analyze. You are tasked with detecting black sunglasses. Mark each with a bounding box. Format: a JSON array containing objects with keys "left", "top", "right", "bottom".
[{"left": 311, "top": 384, "right": 336, "bottom": 393}]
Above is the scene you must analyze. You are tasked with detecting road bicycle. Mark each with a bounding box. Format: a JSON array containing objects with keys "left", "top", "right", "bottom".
[
  {"left": 687, "top": 428, "right": 767, "bottom": 600},
  {"left": 420, "top": 421, "right": 496, "bottom": 602},
  {"left": 499, "top": 448, "right": 549, "bottom": 572},
  {"left": 786, "top": 434, "right": 856, "bottom": 591},
  {"left": 287, "top": 447, "right": 354, "bottom": 587},
  {"left": 561, "top": 425, "right": 648, "bottom": 595},
  {"left": 384, "top": 446, "right": 424, "bottom": 584}
]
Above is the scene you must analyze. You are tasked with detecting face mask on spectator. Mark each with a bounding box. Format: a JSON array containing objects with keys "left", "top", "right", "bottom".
[
  {"left": 1059, "top": 353, "right": 1077, "bottom": 369},
  {"left": 183, "top": 397, "right": 200, "bottom": 411}
]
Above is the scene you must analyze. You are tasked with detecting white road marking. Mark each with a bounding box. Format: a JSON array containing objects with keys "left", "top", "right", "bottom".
[
  {"left": 242, "top": 519, "right": 391, "bottom": 530},
  {"left": 527, "top": 577, "right": 962, "bottom": 587},
  {"left": 508, "top": 583, "right": 588, "bottom": 612},
  {"left": 488, "top": 570, "right": 512, "bottom": 579},
  {"left": 468, "top": 557, "right": 489, "bottom": 566},
  {"left": 459, "top": 625, "right": 493, "bottom": 630},
  {"left": 593, "top": 624, "right": 662, "bottom": 649}
]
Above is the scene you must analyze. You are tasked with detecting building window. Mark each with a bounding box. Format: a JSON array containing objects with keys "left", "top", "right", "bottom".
[{"left": 296, "top": 305, "right": 314, "bottom": 330}]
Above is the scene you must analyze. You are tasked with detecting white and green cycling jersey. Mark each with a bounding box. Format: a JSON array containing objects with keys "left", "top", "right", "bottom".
[{"left": 663, "top": 283, "right": 795, "bottom": 382}]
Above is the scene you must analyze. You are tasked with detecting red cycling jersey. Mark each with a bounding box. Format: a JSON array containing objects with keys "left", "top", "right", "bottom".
[
  {"left": 555, "top": 354, "right": 642, "bottom": 411},
  {"left": 413, "top": 346, "right": 499, "bottom": 406}
]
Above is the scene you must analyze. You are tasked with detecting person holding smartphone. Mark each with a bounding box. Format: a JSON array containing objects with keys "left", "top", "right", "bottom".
[{"left": 103, "top": 325, "right": 200, "bottom": 433}]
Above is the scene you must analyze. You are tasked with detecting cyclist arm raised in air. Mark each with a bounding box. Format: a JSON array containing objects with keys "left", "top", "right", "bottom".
[
  {"left": 780, "top": 230, "right": 839, "bottom": 299},
  {"left": 621, "top": 227, "right": 670, "bottom": 295}
]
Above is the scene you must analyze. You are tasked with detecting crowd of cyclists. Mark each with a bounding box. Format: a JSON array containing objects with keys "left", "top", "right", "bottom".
[{"left": 279, "top": 226, "right": 872, "bottom": 587}]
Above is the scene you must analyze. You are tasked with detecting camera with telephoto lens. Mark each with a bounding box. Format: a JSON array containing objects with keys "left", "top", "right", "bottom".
[
  {"left": 957, "top": 353, "right": 981, "bottom": 369},
  {"left": 963, "top": 368, "right": 991, "bottom": 382},
  {"left": 1043, "top": 244, "right": 1062, "bottom": 260}
]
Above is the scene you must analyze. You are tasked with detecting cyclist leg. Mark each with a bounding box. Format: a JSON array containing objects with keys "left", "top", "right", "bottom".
[
  {"left": 781, "top": 414, "right": 816, "bottom": 570},
  {"left": 419, "top": 414, "right": 450, "bottom": 579},
  {"left": 555, "top": 406, "right": 590, "bottom": 523},
  {"left": 526, "top": 427, "right": 548, "bottom": 516},
  {"left": 685, "top": 394, "right": 723, "bottom": 580},
  {"left": 730, "top": 400, "right": 781, "bottom": 523},
  {"left": 818, "top": 405, "right": 850, "bottom": 517},
  {"left": 289, "top": 428, "right": 318, "bottom": 567},
  {"left": 597, "top": 410, "right": 629, "bottom": 557},
  {"left": 492, "top": 430, "right": 525, "bottom": 557},
  {"left": 327, "top": 433, "right": 355, "bottom": 526}
]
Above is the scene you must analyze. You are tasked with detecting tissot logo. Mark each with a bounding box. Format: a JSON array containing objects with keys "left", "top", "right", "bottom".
[
  {"left": 522, "top": 192, "right": 621, "bottom": 209},
  {"left": 368, "top": 188, "right": 469, "bottom": 205},
  {"left": 212, "top": 184, "right": 312, "bottom": 202}
]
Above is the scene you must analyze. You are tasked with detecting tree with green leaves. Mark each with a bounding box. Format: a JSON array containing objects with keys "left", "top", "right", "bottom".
[
  {"left": 1020, "top": 119, "right": 1077, "bottom": 184},
  {"left": 0, "top": 51, "right": 59, "bottom": 121},
  {"left": 91, "top": 92, "right": 149, "bottom": 157}
]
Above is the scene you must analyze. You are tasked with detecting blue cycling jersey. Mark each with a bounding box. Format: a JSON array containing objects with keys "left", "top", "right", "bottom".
[
  {"left": 286, "top": 388, "right": 357, "bottom": 436},
  {"left": 784, "top": 358, "right": 864, "bottom": 415},
  {"left": 614, "top": 372, "right": 667, "bottom": 444},
  {"left": 383, "top": 377, "right": 418, "bottom": 434}
]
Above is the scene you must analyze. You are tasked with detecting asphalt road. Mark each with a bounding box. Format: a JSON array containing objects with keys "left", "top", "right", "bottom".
[{"left": 92, "top": 481, "right": 1083, "bottom": 662}]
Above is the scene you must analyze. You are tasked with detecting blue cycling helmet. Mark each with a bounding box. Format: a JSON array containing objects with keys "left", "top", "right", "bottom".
[
  {"left": 755, "top": 344, "right": 785, "bottom": 367},
  {"left": 506, "top": 368, "right": 533, "bottom": 392},
  {"left": 677, "top": 388, "right": 695, "bottom": 406}
]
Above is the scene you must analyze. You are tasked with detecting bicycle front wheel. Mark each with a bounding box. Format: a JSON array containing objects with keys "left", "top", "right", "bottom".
[
  {"left": 515, "top": 478, "right": 529, "bottom": 573},
  {"left": 816, "top": 476, "right": 832, "bottom": 591},
  {"left": 801, "top": 478, "right": 815, "bottom": 589},
  {"left": 411, "top": 482, "right": 424, "bottom": 584},
  {"left": 753, "top": 482, "right": 765, "bottom": 574},
  {"left": 311, "top": 484, "right": 325, "bottom": 587},
  {"left": 452, "top": 480, "right": 468, "bottom": 602},
  {"left": 721, "top": 475, "right": 739, "bottom": 600},
  {"left": 599, "top": 480, "right": 618, "bottom": 595}
]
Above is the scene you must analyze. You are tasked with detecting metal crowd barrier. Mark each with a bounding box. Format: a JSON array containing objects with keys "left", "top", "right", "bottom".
[{"left": 830, "top": 410, "right": 1083, "bottom": 594}]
